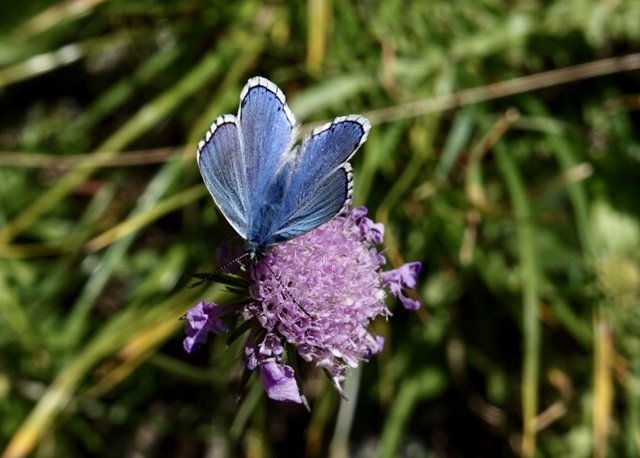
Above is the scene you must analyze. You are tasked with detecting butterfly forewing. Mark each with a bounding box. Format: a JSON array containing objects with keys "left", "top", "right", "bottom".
[
  {"left": 293, "top": 115, "right": 370, "bottom": 184},
  {"left": 238, "top": 77, "right": 297, "bottom": 209},
  {"left": 237, "top": 77, "right": 300, "bottom": 250},
  {"left": 197, "top": 115, "right": 248, "bottom": 239}
]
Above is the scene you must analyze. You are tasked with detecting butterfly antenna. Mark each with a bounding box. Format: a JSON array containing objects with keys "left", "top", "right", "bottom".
[
  {"left": 190, "top": 252, "right": 311, "bottom": 317},
  {"left": 188, "top": 252, "right": 251, "bottom": 288}
]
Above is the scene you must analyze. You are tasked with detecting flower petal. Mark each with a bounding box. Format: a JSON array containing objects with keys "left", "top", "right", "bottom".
[
  {"left": 382, "top": 262, "right": 422, "bottom": 310},
  {"left": 354, "top": 207, "right": 384, "bottom": 244},
  {"left": 260, "top": 360, "right": 303, "bottom": 404},
  {"left": 183, "top": 301, "right": 228, "bottom": 353}
]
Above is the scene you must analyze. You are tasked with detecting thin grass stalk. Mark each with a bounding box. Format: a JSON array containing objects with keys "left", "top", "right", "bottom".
[
  {"left": 494, "top": 142, "right": 540, "bottom": 457},
  {"left": 593, "top": 312, "right": 613, "bottom": 458}
]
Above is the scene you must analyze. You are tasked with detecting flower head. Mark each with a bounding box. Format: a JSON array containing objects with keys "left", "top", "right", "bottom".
[{"left": 184, "top": 207, "right": 421, "bottom": 403}]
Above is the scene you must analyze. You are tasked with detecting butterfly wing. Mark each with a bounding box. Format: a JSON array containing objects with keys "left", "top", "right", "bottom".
[
  {"left": 270, "top": 115, "right": 370, "bottom": 242},
  {"left": 238, "top": 77, "right": 297, "bottom": 249},
  {"left": 197, "top": 77, "right": 369, "bottom": 252},
  {"left": 197, "top": 77, "right": 297, "bottom": 246},
  {"left": 197, "top": 115, "right": 249, "bottom": 238}
]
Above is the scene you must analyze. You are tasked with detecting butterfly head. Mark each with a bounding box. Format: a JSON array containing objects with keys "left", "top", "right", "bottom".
[{"left": 245, "top": 240, "right": 266, "bottom": 264}]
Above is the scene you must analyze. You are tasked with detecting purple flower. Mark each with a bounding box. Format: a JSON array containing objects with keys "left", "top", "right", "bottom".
[
  {"left": 259, "top": 361, "right": 302, "bottom": 404},
  {"left": 184, "top": 207, "right": 421, "bottom": 403},
  {"left": 183, "top": 301, "right": 228, "bottom": 353},
  {"left": 382, "top": 262, "right": 422, "bottom": 311}
]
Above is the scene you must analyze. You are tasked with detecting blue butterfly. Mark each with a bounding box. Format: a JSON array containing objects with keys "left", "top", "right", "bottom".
[{"left": 197, "top": 76, "right": 370, "bottom": 258}]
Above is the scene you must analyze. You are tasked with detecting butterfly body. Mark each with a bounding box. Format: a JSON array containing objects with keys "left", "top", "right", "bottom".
[{"left": 197, "top": 77, "right": 370, "bottom": 258}]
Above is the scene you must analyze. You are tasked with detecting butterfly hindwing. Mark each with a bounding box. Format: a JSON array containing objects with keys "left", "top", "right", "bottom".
[{"left": 271, "top": 164, "right": 354, "bottom": 242}]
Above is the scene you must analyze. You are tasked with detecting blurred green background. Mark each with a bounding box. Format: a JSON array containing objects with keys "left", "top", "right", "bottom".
[{"left": 1, "top": 1, "right": 640, "bottom": 457}]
